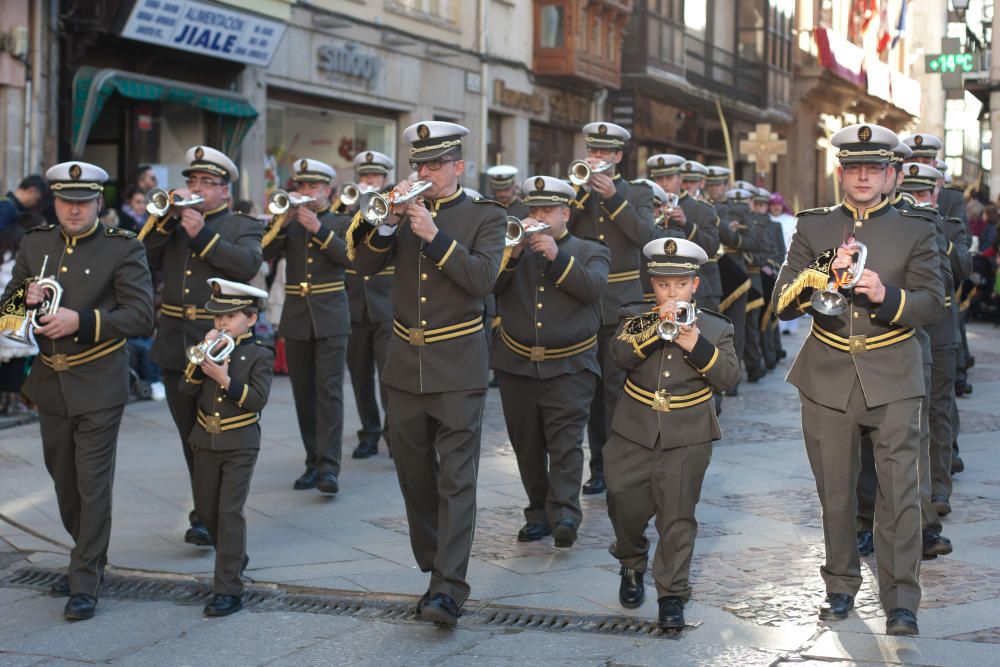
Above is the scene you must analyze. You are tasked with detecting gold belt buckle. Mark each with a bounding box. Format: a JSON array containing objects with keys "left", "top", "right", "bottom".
[
  {"left": 529, "top": 346, "right": 546, "bottom": 362},
  {"left": 408, "top": 328, "right": 426, "bottom": 346},
  {"left": 299, "top": 282, "right": 311, "bottom": 296},
  {"left": 50, "top": 354, "right": 70, "bottom": 372},
  {"left": 183, "top": 304, "right": 198, "bottom": 320},
  {"left": 849, "top": 335, "right": 867, "bottom": 354},
  {"left": 652, "top": 389, "right": 672, "bottom": 413},
  {"left": 204, "top": 415, "right": 222, "bottom": 434}
]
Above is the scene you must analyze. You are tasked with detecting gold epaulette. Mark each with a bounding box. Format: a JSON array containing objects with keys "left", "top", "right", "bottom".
[
  {"left": 775, "top": 249, "right": 835, "bottom": 314},
  {"left": 344, "top": 209, "right": 365, "bottom": 262},
  {"left": 617, "top": 311, "right": 660, "bottom": 345}
]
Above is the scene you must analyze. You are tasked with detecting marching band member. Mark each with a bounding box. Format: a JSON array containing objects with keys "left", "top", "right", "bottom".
[
  {"left": 486, "top": 165, "right": 529, "bottom": 218},
  {"left": 0, "top": 161, "right": 154, "bottom": 620},
  {"left": 180, "top": 278, "right": 273, "bottom": 617},
  {"left": 346, "top": 121, "right": 505, "bottom": 626},
  {"left": 567, "top": 121, "right": 656, "bottom": 496},
  {"left": 343, "top": 150, "right": 395, "bottom": 459},
  {"left": 263, "top": 158, "right": 351, "bottom": 493},
  {"left": 143, "top": 146, "right": 263, "bottom": 545},
  {"left": 774, "top": 124, "right": 943, "bottom": 636},
  {"left": 492, "top": 175, "right": 610, "bottom": 547},
  {"left": 606, "top": 237, "right": 738, "bottom": 629}
]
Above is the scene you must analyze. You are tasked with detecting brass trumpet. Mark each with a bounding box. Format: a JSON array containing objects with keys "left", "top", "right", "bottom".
[
  {"left": 339, "top": 182, "right": 376, "bottom": 208},
  {"left": 137, "top": 188, "right": 205, "bottom": 241},
  {"left": 810, "top": 242, "right": 867, "bottom": 316},
  {"left": 2, "top": 255, "right": 62, "bottom": 345},
  {"left": 505, "top": 217, "right": 552, "bottom": 247},
  {"left": 363, "top": 180, "right": 433, "bottom": 225},
  {"left": 261, "top": 190, "right": 317, "bottom": 248},
  {"left": 568, "top": 159, "right": 612, "bottom": 186},
  {"left": 186, "top": 331, "right": 235, "bottom": 366},
  {"left": 657, "top": 301, "right": 696, "bottom": 341}
]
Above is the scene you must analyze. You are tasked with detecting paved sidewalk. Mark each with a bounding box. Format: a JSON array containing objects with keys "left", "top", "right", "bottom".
[{"left": 1, "top": 322, "right": 999, "bottom": 665}]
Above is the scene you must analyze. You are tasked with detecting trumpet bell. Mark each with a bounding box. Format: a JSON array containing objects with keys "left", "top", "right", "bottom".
[
  {"left": 340, "top": 183, "right": 361, "bottom": 208},
  {"left": 810, "top": 290, "right": 848, "bottom": 316},
  {"left": 145, "top": 188, "right": 172, "bottom": 218},
  {"left": 657, "top": 320, "right": 680, "bottom": 341},
  {"left": 657, "top": 301, "right": 696, "bottom": 340},
  {"left": 1, "top": 316, "right": 34, "bottom": 346},
  {"left": 364, "top": 194, "right": 391, "bottom": 225},
  {"left": 267, "top": 190, "right": 290, "bottom": 216},
  {"left": 505, "top": 217, "right": 523, "bottom": 247},
  {"left": 568, "top": 160, "right": 592, "bottom": 187}
]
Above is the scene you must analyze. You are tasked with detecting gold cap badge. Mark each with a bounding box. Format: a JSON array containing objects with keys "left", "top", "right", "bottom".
[
  {"left": 417, "top": 124, "right": 430, "bottom": 140},
  {"left": 665, "top": 240, "right": 677, "bottom": 256},
  {"left": 534, "top": 177, "right": 545, "bottom": 191},
  {"left": 194, "top": 147, "right": 205, "bottom": 160},
  {"left": 69, "top": 164, "right": 81, "bottom": 180},
  {"left": 857, "top": 126, "right": 872, "bottom": 143}
]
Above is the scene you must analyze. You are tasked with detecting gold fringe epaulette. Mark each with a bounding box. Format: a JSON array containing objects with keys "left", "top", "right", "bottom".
[
  {"left": 497, "top": 243, "right": 514, "bottom": 274},
  {"left": 344, "top": 210, "right": 365, "bottom": 262},
  {"left": 617, "top": 311, "right": 660, "bottom": 345},
  {"left": 775, "top": 249, "right": 834, "bottom": 314}
]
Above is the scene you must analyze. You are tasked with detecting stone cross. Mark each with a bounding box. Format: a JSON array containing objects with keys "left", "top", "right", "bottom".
[{"left": 739, "top": 123, "right": 787, "bottom": 176}]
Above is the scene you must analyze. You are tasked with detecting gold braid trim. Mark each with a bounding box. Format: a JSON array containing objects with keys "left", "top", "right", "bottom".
[
  {"left": 260, "top": 213, "right": 287, "bottom": 249},
  {"left": 344, "top": 210, "right": 365, "bottom": 261},
  {"left": 617, "top": 311, "right": 660, "bottom": 345},
  {"left": 136, "top": 213, "right": 159, "bottom": 241},
  {"left": 497, "top": 243, "right": 514, "bottom": 275},
  {"left": 775, "top": 249, "right": 835, "bottom": 315}
]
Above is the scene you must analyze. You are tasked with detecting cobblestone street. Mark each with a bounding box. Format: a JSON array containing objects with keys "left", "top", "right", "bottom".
[{"left": 1, "top": 322, "right": 999, "bottom": 665}]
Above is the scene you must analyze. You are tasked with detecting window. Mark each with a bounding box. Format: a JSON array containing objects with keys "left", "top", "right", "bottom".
[
  {"left": 389, "top": 0, "right": 456, "bottom": 23},
  {"left": 539, "top": 4, "right": 564, "bottom": 48},
  {"left": 685, "top": 0, "right": 708, "bottom": 36}
]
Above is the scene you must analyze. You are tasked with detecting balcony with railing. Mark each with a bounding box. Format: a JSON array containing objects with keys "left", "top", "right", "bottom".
[{"left": 533, "top": 0, "right": 634, "bottom": 89}]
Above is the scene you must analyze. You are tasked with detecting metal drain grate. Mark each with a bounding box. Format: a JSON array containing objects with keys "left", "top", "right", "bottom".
[{"left": 4, "top": 567, "right": 692, "bottom": 638}]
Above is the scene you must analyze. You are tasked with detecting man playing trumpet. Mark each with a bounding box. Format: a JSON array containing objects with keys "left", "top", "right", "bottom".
[
  {"left": 0, "top": 161, "right": 154, "bottom": 620},
  {"left": 143, "top": 146, "right": 263, "bottom": 545},
  {"left": 263, "top": 158, "right": 352, "bottom": 492},
  {"left": 492, "top": 176, "right": 609, "bottom": 547}
]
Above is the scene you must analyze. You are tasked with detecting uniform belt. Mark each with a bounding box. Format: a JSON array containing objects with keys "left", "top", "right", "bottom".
[
  {"left": 499, "top": 328, "right": 597, "bottom": 362},
  {"left": 285, "top": 280, "right": 345, "bottom": 296},
  {"left": 944, "top": 296, "right": 952, "bottom": 307},
  {"left": 345, "top": 267, "right": 395, "bottom": 277},
  {"left": 393, "top": 317, "right": 483, "bottom": 346},
  {"left": 747, "top": 267, "right": 761, "bottom": 274},
  {"left": 196, "top": 408, "right": 260, "bottom": 434},
  {"left": 810, "top": 322, "right": 915, "bottom": 355},
  {"left": 624, "top": 379, "right": 713, "bottom": 413},
  {"left": 40, "top": 338, "right": 126, "bottom": 372},
  {"left": 723, "top": 247, "right": 741, "bottom": 254},
  {"left": 608, "top": 270, "right": 640, "bottom": 284},
  {"left": 161, "top": 303, "right": 213, "bottom": 321}
]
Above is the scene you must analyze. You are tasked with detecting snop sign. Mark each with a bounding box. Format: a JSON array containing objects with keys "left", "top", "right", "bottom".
[{"left": 121, "top": 0, "right": 286, "bottom": 67}]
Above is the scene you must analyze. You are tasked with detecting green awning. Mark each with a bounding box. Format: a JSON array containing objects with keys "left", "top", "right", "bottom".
[{"left": 71, "top": 67, "right": 259, "bottom": 157}]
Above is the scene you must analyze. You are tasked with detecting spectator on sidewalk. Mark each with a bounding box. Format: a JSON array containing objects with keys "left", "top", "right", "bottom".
[
  {"left": 119, "top": 187, "right": 148, "bottom": 233},
  {"left": 0, "top": 175, "right": 48, "bottom": 231}
]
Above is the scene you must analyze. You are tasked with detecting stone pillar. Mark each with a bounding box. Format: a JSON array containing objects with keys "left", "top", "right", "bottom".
[
  {"left": 238, "top": 66, "right": 268, "bottom": 206},
  {"left": 991, "top": 8, "right": 1000, "bottom": 199}
]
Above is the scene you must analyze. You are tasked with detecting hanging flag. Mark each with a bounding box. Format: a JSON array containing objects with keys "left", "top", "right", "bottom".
[
  {"left": 877, "top": 0, "right": 891, "bottom": 53},
  {"left": 891, "top": 0, "right": 909, "bottom": 50}
]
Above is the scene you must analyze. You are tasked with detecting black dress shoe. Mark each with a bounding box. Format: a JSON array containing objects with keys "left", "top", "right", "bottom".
[
  {"left": 293, "top": 468, "right": 318, "bottom": 490},
  {"left": 184, "top": 519, "right": 213, "bottom": 546},
  {"left": 922, "top": 529, "right": 953, "bottom": 560},
  {"left": 886, "top": 608, "right": 919, "bottom": 636},
  {"left": 725, "top": 386, "right": 739, "bottom": 397},
  {"left": 317, "top": 472, "right": 339, "bottom": 495},
  {"left": 951, "top": 453, "right": 965, "bottom": 475},
  {"left": 966, "top": 355, "right": 975, "bottom": 370},
  {"left": 857, "top": 530, "right": 874, "bottom": 556},
  {"left": 657, "top": 596, "right": 685, "bottom": 629},
  {"left": 415, "top": 591, "right": 431, "bottom": 617},
  {"left": 553, "top": 520, "right": 577, "bottom": 549},
  {"left": 203, "top": 594, "right": 242, "bottom": 617},
  {"left": 352, "top": 440, "right": 379, "bottom": 459},
  {"left": 420, "top": 593, "right": 459, "bottom": 627},
  {"left": 931, "top": 493, "right": 952, "bottom": 516},
  {"left": 779, "top": 348, "right": 787, "bottom": 359},
  {"left": 747, "top": 366, "right": 767, "bottom": 383},
  {"left": 517, "top": 522, "right": 551, "bottom": 542},
  {"left": 63, "top": 593, "right": 97, "bottom": 621},
  {"left": 582, "top": 475, "right": 606, "bottom": 495},
  {"left": 818, "top": 593, "right": 854, "bottom": 620},
  {"left": 619, "top": 567, "right": 645, "bottom": 609},
  {"left": 241, "top": 554, "right": 250, "bottom": 576},
  {"left": 50, "top": 574, "right": 70, "bottom": 597}
]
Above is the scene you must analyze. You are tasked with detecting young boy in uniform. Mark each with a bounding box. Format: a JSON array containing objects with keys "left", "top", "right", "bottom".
[
  {"left": 605, "top": 238, "right": 740, "bottom": 629},
  {"left": 180, "top": 278, "right": 273, "bottom": 617}
]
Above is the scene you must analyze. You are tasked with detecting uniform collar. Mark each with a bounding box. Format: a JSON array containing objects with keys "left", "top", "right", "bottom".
[
  {"left": 204, "top": 204, "right": 229, "bottom": 221},
  {"left": 428, "top": 186, "right": 465, "bottom": 212},
  {"left": 611, "top": 173, "right": 622, "bottom": 182},
  {"left": 555, "top": 227, "right": 570, "bottom": 242},
  {"left": 839, "top": 195, "right": 891, "bottom": 220},
  {"left": 234, "top": 332, "right": 255, "bottom": 346},
  {"left": 60, "top": 220, "right": 101, "bottom": 246}
]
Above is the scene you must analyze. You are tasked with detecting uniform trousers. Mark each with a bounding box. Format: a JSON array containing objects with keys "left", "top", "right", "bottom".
[
  {"left": 39, "top": 405, "right": 124, "bottom": 597},
  {"left": 192, "top": 447, "right": 258, "bottom": 595},
  {"left": 929, "top": 346, "right": 957, "bottom": 499},
  {"left": 387, "top": 386, "right": 486, "bottom": 605},
  {"left": 586, "top": 323, "right": 627, "bottom": 476},
  {"left": 285, "top": 335, "right": 347, "bottom": 475},
  {"left": 744, "top": 306, "right": 764, "bottom": 372},
  {"left": 802, "top": 378, "right": 922, "bottom": 613},
  {"left": 726, "top": 294, "right": 748, "bottom": 387},
  {"left": 162, "top": 368, "right": 198, "bottom": 486},
  {"left": 497, "top": 370, "right": 595, "bottom": 528},
  {"left": 346, "top": 319, "right": 391, "bottom": 445},
  {"left": 858, "top": 356, "right": 941, "bottom": 533},
  {"left": 605, "top": 434, "right": 712, "bottom": 601}
]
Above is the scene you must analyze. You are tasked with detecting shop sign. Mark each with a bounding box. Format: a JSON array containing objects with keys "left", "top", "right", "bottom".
[
  {"left": 121, "top": 0, "right": 285, "bottom": 67},
  {"left": 493, "top": 79, "right": 546, "bottom": 115},
  {"left": 548, "top": 90, "right": 590, "bottom": 127},
  {"left": 317, "top": 42, "right": 380, "bottom": 86}
]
